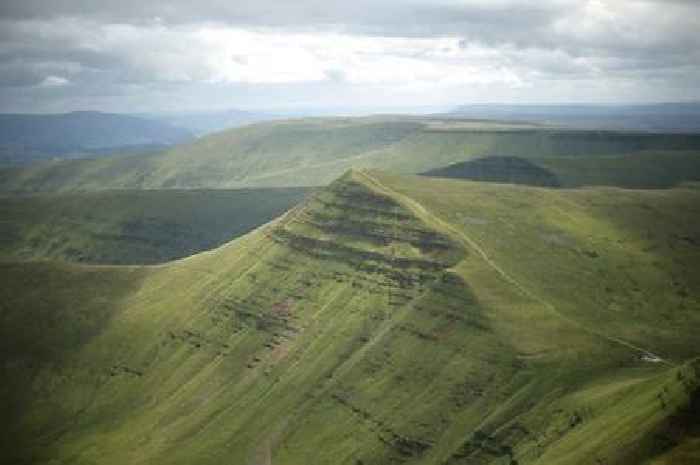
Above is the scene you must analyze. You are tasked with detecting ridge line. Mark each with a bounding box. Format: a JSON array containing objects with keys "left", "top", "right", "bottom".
[{"left": 355, "top": 169, "right": 673, "bottom": 367}]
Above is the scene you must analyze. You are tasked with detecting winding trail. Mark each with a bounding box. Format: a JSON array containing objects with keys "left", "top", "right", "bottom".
[{"left": 356, "top": 169, "right": 674, "bottom": 367}]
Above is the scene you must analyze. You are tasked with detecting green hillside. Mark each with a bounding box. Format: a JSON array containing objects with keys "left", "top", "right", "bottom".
[
  {"left": 2, "top": 170, "right": 699, "bottom": 465},
  {"left": 422, "top": 152, "right": 700, "bottom": 189},
  {"left": 2, "top": 117, "right": 700, "bottom": 192},
  {"left": 0, "top": 188, "right": 309, "bottom": 264}
]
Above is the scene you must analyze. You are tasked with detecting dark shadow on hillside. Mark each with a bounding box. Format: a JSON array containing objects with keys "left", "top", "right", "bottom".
[
  {"left": 628, "top": 359, "right": 700, "bottom": 464},
  {"left": 0, "top": 262, "right": 147, "bottom": 464},
  {"left": 421, "top": 157, "right": 562, "bottom": 187},
  {"left": 0, "top": 188, "right": 312, "bottom": 265}
]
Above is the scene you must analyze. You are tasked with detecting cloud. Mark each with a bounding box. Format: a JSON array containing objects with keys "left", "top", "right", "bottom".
[
  {"left": 38, "top": 75, "right": 70, "bottom": 87},
  {"left": 0, "top": 0, "right": 698, "bottom": 112},
  {"left": 0, "top": 18, "right": 532, "bottom": 87}
]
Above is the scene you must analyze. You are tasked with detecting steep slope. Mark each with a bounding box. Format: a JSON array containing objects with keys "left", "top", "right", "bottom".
[
  {"left": 0, "top": 188, "right": 309, "bottom": 264},
  {"left": 2, "top": 117, "right": 700, "bottom": 192},
  {"left": 372, "top": 172, "right": 700, "bottom": 360},
  {"left": 2, "top": 171, "right": 699, "bottom": 465}
]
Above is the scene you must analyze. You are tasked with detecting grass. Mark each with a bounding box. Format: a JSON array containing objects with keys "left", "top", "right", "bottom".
[
  {"left": 2, "top": 117, "right": 700, "bottom": 192},
  {"left": 1, "top": 170, "right": 699, "bottom": 465},
  {"left": 426, "top": 151, "right": 700, "bottom": 189},
  {"left": 0, "top": 188, "right": 309, "bottom": 264},
  {"left": 373, "top": 172, "right": 700, "bottom": 360}
]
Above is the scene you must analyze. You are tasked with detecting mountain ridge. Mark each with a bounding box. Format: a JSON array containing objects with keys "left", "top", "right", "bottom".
[
  {"left": 3, "top": 117, "right": 700, "bottom": 192},
  {"left": 1, "top": 170, "right": 699, "bottom": 464}
]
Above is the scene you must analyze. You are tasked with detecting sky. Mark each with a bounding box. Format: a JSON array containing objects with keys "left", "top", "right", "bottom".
[{"left": 1, "top": 0, "right": 699, "bottom": 113}]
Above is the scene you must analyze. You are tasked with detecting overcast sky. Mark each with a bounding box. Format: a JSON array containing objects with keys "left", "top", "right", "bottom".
[{"left": 1, "top": 0, "right": 699, "bottom": 113}]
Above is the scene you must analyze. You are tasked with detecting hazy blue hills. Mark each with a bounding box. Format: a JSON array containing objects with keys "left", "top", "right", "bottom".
[
  {"left": 144, "top": 108, "right": 276, "bottom": 136},
  {"left": 0, "top": 111, "right": 193, "bottom": 165}
]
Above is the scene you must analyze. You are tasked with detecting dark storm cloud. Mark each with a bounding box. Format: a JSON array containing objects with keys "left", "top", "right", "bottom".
[{"left": 0, "top": 0, "right": 699, "bottom": 112}]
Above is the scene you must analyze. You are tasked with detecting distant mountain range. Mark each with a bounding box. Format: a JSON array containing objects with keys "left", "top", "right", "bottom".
[
  {"left": 0, "top": 111, "right": 193, "bottom": 165},
  {"left": 448, "top": 102, "right": 700, "bottom": 132},
  {"left": 142, "top": 108, "right": 275, "bottom": 136},
  {"left": 3, "top": 116, "right": 700, "bottom": 193},
  {"left": 3, "top": 104, "right": 700, "bottom": 167},
  {"left": 0, "top": 109, "right": 284, "bottom": 165}
]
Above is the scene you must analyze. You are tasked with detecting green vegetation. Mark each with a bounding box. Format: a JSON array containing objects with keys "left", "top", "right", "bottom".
[
  {"left": 2, "top": 170, "right": 698, "bottom": 464},
  {"left": 0, "top": 188, "right": 309, "bottom": 264},
  {"left": 2, "top": 117, "right": 700, "bottom": 191},
  {"left": 424, "top": 151, "right": 700, "bottom": 189},
  {"left": 422, "top": 156, "right": 562, "bottom": 187}
]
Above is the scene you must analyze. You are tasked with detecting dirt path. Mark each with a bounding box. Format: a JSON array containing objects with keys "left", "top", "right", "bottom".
[{"left": 356, "top": 169, "right": 673, "bottom": 366}]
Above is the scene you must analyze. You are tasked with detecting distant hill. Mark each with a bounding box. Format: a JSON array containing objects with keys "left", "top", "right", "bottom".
[
  {"left": 448, "top": 103, "right": 700, "bottom": 132},
  {"left": 422, "top": 156, "right": 562, "bottom": 187},
  {"left": 145, "top": 108, "right": 276, "bottom": 136},
  {"left": 421, "top": 152, "right": 700, "bottom": 189},
  {"left": 2, "top": 116, "right": 700, "bottom": 192},
  {"left": 2, "top": 169, "right": 699, "bottom": 465},
  {"left": 0, "top": 111, "right": 193, "bottom": 165}
]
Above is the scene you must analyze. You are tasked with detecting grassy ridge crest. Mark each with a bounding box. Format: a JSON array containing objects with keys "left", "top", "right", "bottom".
[{"left": 1, "top": 170, "right": 699, "bottom": 464}]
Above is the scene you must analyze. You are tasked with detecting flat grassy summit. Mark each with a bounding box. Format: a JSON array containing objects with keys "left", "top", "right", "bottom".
[
  {"left": 2, "top": 170, "right": 699, "bottom": 465},
  {"left": 3, "top": 117, "right": 700, "bottom": 192}
]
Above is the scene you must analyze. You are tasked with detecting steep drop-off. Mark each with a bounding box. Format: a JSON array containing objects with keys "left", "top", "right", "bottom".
[{"left": 2, "top": 170, "right": 699, "bottom": 465}]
